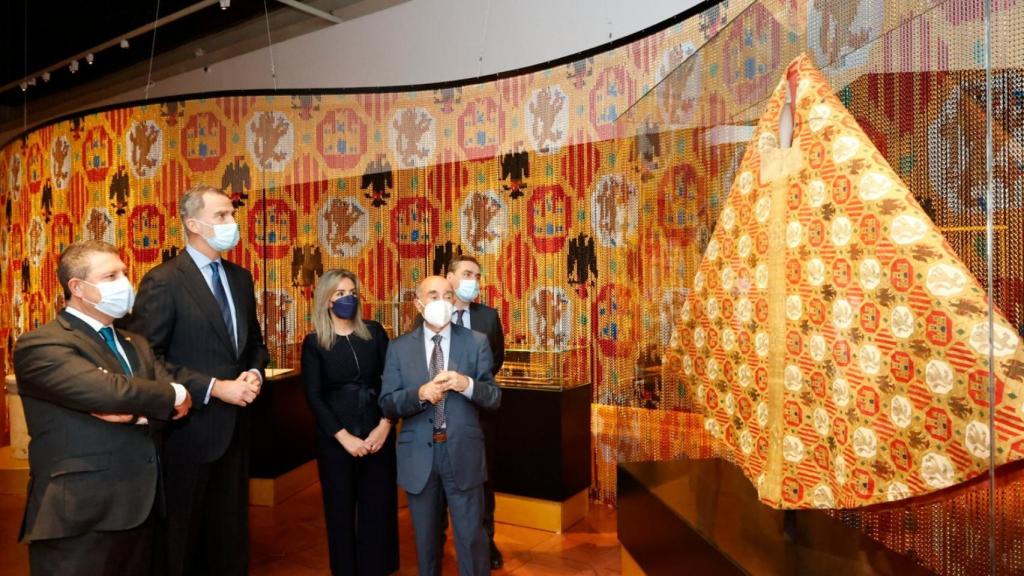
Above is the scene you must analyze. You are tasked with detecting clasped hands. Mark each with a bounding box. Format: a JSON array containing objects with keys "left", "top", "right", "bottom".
[
  {"left": 90, "top": 369, "right": 259, "bottom": 424},
  {"left": 212, "top": 370, "right": 263, "bottom": 407},
  {"left": 418, "top": 370, "right": 470, "bottom": 405},
  {"left": 336, "top": 418, "right": 391, "bottom": 458}
]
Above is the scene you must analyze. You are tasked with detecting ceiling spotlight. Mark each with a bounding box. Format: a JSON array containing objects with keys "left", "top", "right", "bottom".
[
  {"left": 120, "top": 38, "right": 130, "bottom": 49},
  {"left": 69, "top": 60, "right": 79, "bottom": 73},
  {"left": 27, "top": 77, "right": 36, "bottom": 87},
  {"left": 219, "top": 0, "right": 230, "bottom": 9},
  {"left": 41, "top": 72, "right": 50, "bottom": 82},
  {"left": 19, "top": 82, "right": 27, "bottom": 92},
  {"left": 194, "top": 47, "right": 205, "bottom": 58},
  {"left": 86, "top": 53, "right": 95, "bottom": 65}
]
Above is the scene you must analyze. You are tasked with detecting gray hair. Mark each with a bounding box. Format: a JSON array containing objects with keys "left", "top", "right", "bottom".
[{"left": 179, "top": 184, "right": 230, "bottom": 230}]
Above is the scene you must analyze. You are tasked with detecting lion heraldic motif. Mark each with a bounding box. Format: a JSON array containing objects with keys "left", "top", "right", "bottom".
[
  {"left": 129, "top": 122, "right": 161, "bottom": 175},
  {"left": 393, "top": 109, "right": 433, "bottom": 167},
  {"left": 463, "top": 193, "right": 501, "bottom": 252},
  {"left": 251, "top": 112, "right": 292, "bottom": 169},
  {"left": 529, "top": 87, "right": 566, "bottom": 153}
]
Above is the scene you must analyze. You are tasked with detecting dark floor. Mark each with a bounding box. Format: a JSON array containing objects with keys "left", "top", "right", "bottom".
[{"left": 0, "top": 483, "right": 622, "bottom": 575}]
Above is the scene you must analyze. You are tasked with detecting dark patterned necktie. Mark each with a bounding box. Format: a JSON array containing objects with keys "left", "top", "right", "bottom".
[
  {"left": 430, "top": 333, "right": 446, "bottom": 430},
  {"left": 209, "top": 261, "right": 237, "bottom": 352},
  {"left": 455, "top": 309, "right": 466, "bottom": 327},
  {"left": 99, "top": 326, "right": 132, "bottom": 375}
]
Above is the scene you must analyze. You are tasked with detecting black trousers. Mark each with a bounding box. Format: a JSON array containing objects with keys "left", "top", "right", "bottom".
[
  {"left": 317, "top": 431, "right": 399, "bottom": 576},
  {"left": 153, "top": 419, "right": 250, "bottom": 576},
  {"left": 29, "top": 510, "right": 154, "bottom": 576}
]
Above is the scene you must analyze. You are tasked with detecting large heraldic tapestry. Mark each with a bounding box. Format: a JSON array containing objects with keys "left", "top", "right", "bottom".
[{"left": 667, "top": 54, "right": 1024, "bottom": 509}]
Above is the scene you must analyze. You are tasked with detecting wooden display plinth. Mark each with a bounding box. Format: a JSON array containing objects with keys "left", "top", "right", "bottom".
[
  {"left": 494, "top": 488, "right": 588, "bottom": 533},
  {"left": 249, "top": 459, "right": 319, "bottom": 507},
  {"left": 0, "top": 445, "right": 29, "bottom": 495},
  {"left": 248, "top": 368, "right": 317, "bottom": 507},
  {"left": 617, "top": 459, "right": 933, "bottom": 576},
  {"left": 492, "top": 383, "right": 592, "bottom": 533}
]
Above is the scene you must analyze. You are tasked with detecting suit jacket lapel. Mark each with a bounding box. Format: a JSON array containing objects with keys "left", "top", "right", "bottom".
[
  {"left": 468, "top": 303, "right": 485, "bottom": 333},
  {"left": 448, "top": 325, "right": 469, "bottom": 375},
  {"left": 118, "top": 333, "right": 146, "bottom": 376},
  {"left": 407, "top": 326, "right": 432, "bottom": 386},
  {"left": 224, "top": 262, "right": 247, "bottom": 356},
  {"left": 58, "top": 312, "right": 126, "bottom": 375},
  {"left": 174, "top": 253, "right": 235, "bottom": 353}
]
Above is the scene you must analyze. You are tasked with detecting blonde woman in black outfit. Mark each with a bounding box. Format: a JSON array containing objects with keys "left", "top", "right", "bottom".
[{"left": 302, "top": 269, "right": 398, "bottom": 576}]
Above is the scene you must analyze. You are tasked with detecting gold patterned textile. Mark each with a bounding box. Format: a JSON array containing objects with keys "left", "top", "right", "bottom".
[{"left": 667, "top": 54, "right": 1024, "bottom": 508}]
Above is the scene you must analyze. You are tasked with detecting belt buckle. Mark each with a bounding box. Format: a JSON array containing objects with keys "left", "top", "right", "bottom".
[{"left": 432, "top": 430, "right": 447, "bottom": 443}]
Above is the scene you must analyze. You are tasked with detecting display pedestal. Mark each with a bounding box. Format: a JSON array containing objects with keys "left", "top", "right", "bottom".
[
  {"left": 617, "top": 458, "right": 932, "bottom": 575},
  {"left": 1, "top": 376, "right": 28, "bottom": 495},
  {"left": 0, "top": 445, "right": 28, "bottom": 495},
  {"left": 492, "top": 383, "right": 591, "bottom": 533},
  {"left": 248, "top": 368, "right": 317, "bottom": 506}
]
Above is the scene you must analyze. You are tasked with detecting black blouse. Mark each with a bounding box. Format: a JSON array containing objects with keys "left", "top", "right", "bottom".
[{"left": 301, "top": 320, "right": 389, "bottom": 439}]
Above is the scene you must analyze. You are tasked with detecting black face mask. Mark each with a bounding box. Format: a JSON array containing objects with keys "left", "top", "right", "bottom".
[{"left": 331, "top": 295, "right": 359, "bottom": 319}]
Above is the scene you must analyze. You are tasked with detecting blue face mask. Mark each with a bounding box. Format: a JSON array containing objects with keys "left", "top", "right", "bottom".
[
  {"left": 331, "top": 295, "right": 359, "bottom": 319},
  {"left": 454, "top": 278, "right": 479, "bottom": 303}
]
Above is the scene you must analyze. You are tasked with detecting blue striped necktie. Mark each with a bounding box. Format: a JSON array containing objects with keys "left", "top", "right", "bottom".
[{"left": 209, "top": 261, "right": 237, "bottom": 351}]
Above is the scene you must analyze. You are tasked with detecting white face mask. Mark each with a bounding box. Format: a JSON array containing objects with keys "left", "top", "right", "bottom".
[
  {"left": 421, "top": 299, "right": 454, "bottom": 328},
  {"left": 82, "top": 277, "right": 136, "bottom": 319},
  {"left": 196, "top": 220, "right": 240, "bottom": 252}
]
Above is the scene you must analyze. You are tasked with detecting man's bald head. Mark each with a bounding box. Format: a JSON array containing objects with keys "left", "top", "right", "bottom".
[
  {"left": 417, "top": 275, "right": 455, "bottom": 330},
  {"left": 417, "top": 275, "right": 453, "bottom": 301}
]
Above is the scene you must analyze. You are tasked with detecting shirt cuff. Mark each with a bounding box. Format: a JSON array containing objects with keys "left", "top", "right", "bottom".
[
  {"left": 171, "top": 383, "right": 187, "bottom": 406},
  {"left": 205, "top": 378, "right": 215, "bottom": 405},
  {"left": 248, "top": 368, "right": 264, "bottom": 383},
  {"left": 460, "top": 377, "right": 474, "bottom": 399}
]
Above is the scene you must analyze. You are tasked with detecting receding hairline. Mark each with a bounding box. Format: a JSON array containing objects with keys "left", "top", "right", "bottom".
[{"left": 417, "top": 275, "right": 452, "bottom": 298}]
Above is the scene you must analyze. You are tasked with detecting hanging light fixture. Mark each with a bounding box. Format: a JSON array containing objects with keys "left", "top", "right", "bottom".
[{"left": 86, "top": 53, "right": 95, "bottom": 65}]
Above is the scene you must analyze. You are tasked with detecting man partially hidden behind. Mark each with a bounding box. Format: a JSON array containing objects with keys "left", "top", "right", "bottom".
[
  {"left": 14, "top": 240, "right": 191, "bottom": 575},
  {"left": 380, "top": 275, "right": 501, "bottom": 576},
  {"left": 126, "top": 184, "right": 268, "bottom": 575},
  {"left": 445, "top": 254, "right": 505, "bottom": 568}
]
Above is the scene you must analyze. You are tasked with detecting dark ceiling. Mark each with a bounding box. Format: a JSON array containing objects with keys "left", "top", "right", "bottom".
[
  {"left": 0, "top": 0, "right": 377, "bottom": 140},
  {"left": 0, "top": 1, "right": 289, "bottom": 107}
]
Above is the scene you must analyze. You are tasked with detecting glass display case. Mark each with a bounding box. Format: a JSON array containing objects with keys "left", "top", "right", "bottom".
[{"left": 496, "top": 346, "right": 590, "bottom": 390}]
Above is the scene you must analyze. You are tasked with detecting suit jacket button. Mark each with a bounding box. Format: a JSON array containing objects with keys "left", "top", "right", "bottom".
[
  {"left": 427, "top": 442, "right": 432, "bottom": 447},
  {"left": 429, "top": 418, "right": 434, "bottom": 424}
]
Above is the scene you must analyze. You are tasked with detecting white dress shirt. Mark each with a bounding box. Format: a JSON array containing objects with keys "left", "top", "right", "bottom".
[
  {"left": 452, "top": 306, "right": 472, "bottom": 330},
  {"left": 185, "top": 243, "right": 262, "bottom": 403},
  {"left": 423, "top": 322, "right": 475, "bottom": 406}
]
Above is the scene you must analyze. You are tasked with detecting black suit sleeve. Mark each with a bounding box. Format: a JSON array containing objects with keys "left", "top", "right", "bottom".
[
  {"left": 240, "top": 272, "right": 270, "bottom": 376},
  {"left": 13, "top": 329, "right": 177, "bottom": 419},
  {"left": 127, "top": 270, "right": 214, "bottom": 404},
  {"left": 301, "top": 334, "right": 344, "bottom": 438},
  {"left": 469, "top": 334, "right": 500, "bottom": 411},
  {"left": 490, "top": 309, "right": 504, "bottom": 375}
]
